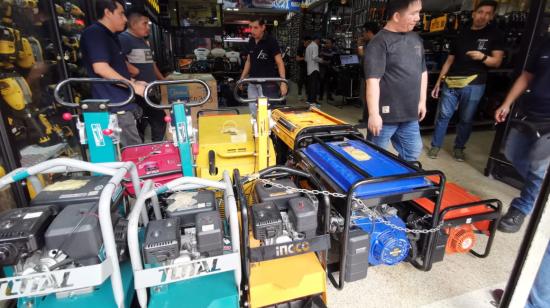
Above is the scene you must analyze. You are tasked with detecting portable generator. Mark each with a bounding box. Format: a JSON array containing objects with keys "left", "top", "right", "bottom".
[
  {"left": 404, "top": 179, "right": 502, "bottom": 265},
  {"left": 294, "top": 135, "right": 445, "bottom": 289},
  {"left": 127, "top": 172, "right": 241, "bottom": 308},
  {"left": 195, "top": 78, "right": 287, "bottom": 181},
  {"left": 271, "top": 106, "right": 355, "bottom": 163},
  {"left": 235, "top": 166, "right": 330, "bottom": 308},
  {"left": 0, "top": 159, "right": 143, "bottom": 308}
]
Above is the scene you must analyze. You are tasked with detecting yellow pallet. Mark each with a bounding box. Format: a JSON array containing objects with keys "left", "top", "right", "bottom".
[
  {"left": 271, "top": 107, "right": 351, "bottom": 150},
  {"left": 196, "top": 113, "right": 276, "bottom": 181}
]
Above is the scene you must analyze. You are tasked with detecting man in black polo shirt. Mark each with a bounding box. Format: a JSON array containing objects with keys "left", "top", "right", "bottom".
[
  {"left": 240, "top": 18, "right": 287, "bottom": 113},
  {"left": 80, "top": 0, "right": 146, "bottom": 147},
  {"left": 429, "top": 0, "right": 505, "bottom": 161}
]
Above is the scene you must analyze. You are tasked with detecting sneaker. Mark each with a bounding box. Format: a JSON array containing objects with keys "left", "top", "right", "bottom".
[
  {"left": 453, "top": 148, "right": 466, "bottom": 162},
  {"left": 498, "top": 207, "right": 526, "bottom": 233},
  {"left": 427, "top": 147, "right": 440, "bottom": 159}
]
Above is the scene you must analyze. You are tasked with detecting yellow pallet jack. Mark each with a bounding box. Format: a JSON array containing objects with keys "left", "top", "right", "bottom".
[
  {"left": 234, "top": 166, "right": 330, "bottom": 308},
  {"left": 195, "top": 78, "right": 287, "bottom": 180}
]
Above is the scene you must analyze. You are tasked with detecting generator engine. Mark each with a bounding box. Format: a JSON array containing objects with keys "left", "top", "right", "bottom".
[
  {"left": 251, "top": 179, "right": 319, "bottom": 245},
  {"left": 352, "top": 205, "right": 410, "bottom": 266},
  {"left": 0, "top": 206, "right": 56, "bottom": 266},
  {"left": 0, "top": 176, "right": 126, "bottom": 279},
  {"left": 143, "top": 190, "right": 226, "bottom": 267}
]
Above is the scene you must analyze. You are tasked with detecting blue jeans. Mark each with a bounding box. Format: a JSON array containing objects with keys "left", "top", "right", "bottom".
[
  {"left": 367, "top": 121, "right": 423, "bottom": 161},
  {"left": 505, "top": 127, "right": 550, "bottom": 215},
  {"left": 526, "top": 241, "right": 550, "bottom": 308},
  {"left": 247, "top": 83, "right": 280, "bottom": 115},
  {"left": 431, "top": 84, "right": 486, "bottom": 149}
]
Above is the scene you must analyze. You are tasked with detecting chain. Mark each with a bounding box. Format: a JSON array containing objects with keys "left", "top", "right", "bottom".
[{"left": 251, "top": 177, "right": 445, "bottom": 234}]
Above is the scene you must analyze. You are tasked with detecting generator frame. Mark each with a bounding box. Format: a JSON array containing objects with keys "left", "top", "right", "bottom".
[
  {"left": 234, "top": 166, "right": 331, "bottom": 308},
  {"left": 293, "top": 134, "right": 446, "bottom": 290},
  {"left": 127, "top": 171, "right": 241, "bottom": 308},
  {"left": 0, "top": 158, "right": 142, "bottom": 308}
]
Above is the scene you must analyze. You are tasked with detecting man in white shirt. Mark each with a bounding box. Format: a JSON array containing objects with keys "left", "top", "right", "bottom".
[{"left": 305, "top": 35, "right": 325, "bottom": 107}]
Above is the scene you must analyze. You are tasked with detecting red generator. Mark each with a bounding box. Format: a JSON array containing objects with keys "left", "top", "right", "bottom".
[
  {"left": 412, "top": 178, "right": 502, "bottom": 264},
  {"left": 121, "top": 142, "right": 182, "bottom": 196}
]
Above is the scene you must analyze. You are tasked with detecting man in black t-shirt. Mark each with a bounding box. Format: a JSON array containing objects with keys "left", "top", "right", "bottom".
[
  {"left": 494, "top": 38, "right": 550, "bottom": 234},
  {"left": 240, "top": 19, "right": 287, "bottom": 113},
  {"left": 296, "top": 36, "right": 311, "bottom": 99},
  {"left": 320, "top": 38, "right": 339, "bottom": 101},
  {"left": 365, "top": 0, "right": 427, "bottom": 162},
  {"left": 429, "top": 0, "right": 505, "bottom": 162},
  {"left": 492, "top": 39, "right": 550, "bottom": 308},
  {"left": 358, "top": 22, "right": 380, "bottom": 125}
]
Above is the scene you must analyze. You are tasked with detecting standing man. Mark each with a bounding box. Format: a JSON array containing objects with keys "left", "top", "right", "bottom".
[
  {"left": 119, "top": 9, "right": 166, "bottom": 143},
  {"left": 296, "top": 36, "right": 311, "bottom": 100},
  {"left": 358, "top": 22, "right": 380, "bottom": 124},
  {"left": 364, "top": 0, "right": 427, "bottom": 161},
  {"left": 320, "top": 38, "right": 339, "bottom": 101},
  {"left": 494, "top": 38, "right": 550, "bottom": 233},
  {"left": 305, "top": 35, "right": 325, "bottom": 108},
  {"left": 429, "top": 0, "right": 505, "bottom": 161},
  {"left": 240, "top": 18, "right": 287, "bottom": 112},
  {"left": 489, "top": 39, "right": 550, "bottom": 308},
  {"left": 80, "top": 0, "right": 146, "bottom": 147}
]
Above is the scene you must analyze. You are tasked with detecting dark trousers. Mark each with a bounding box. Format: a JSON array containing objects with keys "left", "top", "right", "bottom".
[
  {"left": 297, "top": 65, "right": 307, "bottom": 95},
  {"left": 320, "top": 66, "right": 335, "bottom": 99},
  {"left": 136, "top": 97, "right": 167, "bottom": 142},
  {"left": 307, "top": 71, "right": 320, "bottom": 103}
]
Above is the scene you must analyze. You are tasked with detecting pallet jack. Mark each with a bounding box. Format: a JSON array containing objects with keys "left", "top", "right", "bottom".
[
  {"left": 54, "top": 78, "right": 135, "bottom": 163},
  {"left": 0, "top": 158, "right": 143, "bottom": 308},
  {"left": 195, "top": 78, "right": 286, "bottom": 181},
  {"left": 234, "top": 166, "right": 330, "bottom": 308},
  {"left": 119, "top": 79, "right": 211, "bottom": 195},
  {"left": 127, "top": 171, "right": 241, "bottom": 308}
]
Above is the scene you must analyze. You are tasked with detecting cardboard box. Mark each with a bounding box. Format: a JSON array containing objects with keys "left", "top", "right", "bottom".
[{"left": 161, "top": 73, "right": 218, "bottom": 129}]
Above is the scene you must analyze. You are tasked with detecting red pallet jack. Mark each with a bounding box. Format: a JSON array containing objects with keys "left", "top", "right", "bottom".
[{"left": 411, "top": 176, "right": 502, "bottom": 264}]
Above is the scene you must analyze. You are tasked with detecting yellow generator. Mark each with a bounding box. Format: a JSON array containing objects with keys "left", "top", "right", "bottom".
[
  {"left": 234, "top": 167, "right": 329, "bottom": 308},
  {"left": 195, "top": 78, "right": 286, "bottom": 180},
  {"left": 271, "top": 106, "right": 357, "bottom": 163}
]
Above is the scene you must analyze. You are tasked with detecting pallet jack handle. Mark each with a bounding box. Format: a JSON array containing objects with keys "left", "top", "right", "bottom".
[
  {"left": 143, "top": 79, "right": 211, "bottom": 109},
  {"left": 54, "top": 78, "right": 135, "bottom": 108},
  {"left": 234, "top": 78, "right": 288, "bottom": 103}
]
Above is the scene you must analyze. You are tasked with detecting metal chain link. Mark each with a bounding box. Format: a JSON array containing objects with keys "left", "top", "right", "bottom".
[{"left": 252, "top": 177, "right": 445, "bottom": 234}]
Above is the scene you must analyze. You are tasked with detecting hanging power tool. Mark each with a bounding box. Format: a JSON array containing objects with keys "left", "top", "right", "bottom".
[
  {"left": 0, "top": 75, "right": 61, "bottom": 147},
  {"left": 0, "top": 0, "right": 14, "bottom": 25}
]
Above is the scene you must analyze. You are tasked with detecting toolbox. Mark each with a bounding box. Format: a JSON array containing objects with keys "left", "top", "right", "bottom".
[{"left": 302, "top": 140, "right": 431, "bottom": 198}]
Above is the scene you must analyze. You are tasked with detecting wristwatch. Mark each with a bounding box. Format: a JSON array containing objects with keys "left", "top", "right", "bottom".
[{"left": 481, "top": 54, "right": 488, "bottom": 62}]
